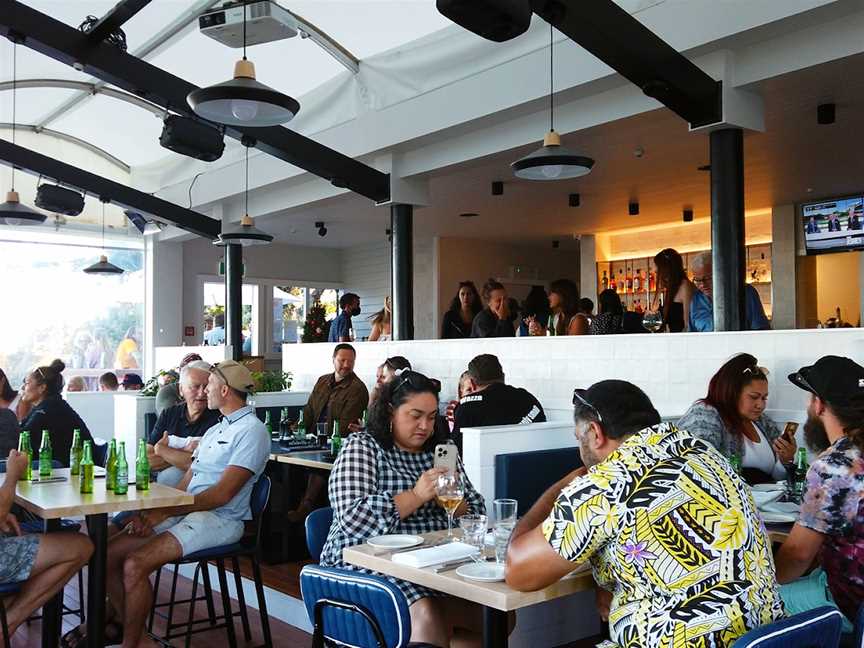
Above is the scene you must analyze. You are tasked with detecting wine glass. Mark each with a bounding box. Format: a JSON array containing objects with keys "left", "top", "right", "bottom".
[
  {"left": 642, "top": 311, "right": 663, "bottom": 333},
  {"left": 435, "top": 472, "right": 465, "bottom": 540}
]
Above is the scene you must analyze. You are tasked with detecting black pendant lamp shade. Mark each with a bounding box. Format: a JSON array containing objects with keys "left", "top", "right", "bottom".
[
  {"left": 214, "top": 214, "right": 274, "bottom": 247},
  {"left": 188, "top": 59, "right": 299, "bottom": 127},
  {"left": 0, "top": 190, "right": 47, "bottom": 225},
  {"left": 84, "top": 255, "right": 124, "bottom": 274},
  {"left": 512, "top": 130, "right": 594, "bottom": 180}
]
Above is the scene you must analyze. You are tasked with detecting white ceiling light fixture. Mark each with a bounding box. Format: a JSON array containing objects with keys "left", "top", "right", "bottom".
[
  {"left": 143, "top": 221, "right": 166, "bottom": 236},
  {"left": 512, "top": 24, "right": 594, "bottom": 181},
  {"left": 187, "top": 2, "right": 300, "bottom": 126},
  {"left": 84, "top": 198, "right": 124, "bottom": 275},
  {"left": 0, "top": 38, "right": 47, "bottom": 226},
  {"left": 214, "top": 140, "right": 274, "bottom": 247}
]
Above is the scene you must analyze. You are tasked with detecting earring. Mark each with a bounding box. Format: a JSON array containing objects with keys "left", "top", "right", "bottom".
[{"left": 389, "top": 419, "right": 393, "bottom": 438}]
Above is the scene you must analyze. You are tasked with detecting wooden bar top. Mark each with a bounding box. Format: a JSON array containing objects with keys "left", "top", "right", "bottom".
[
  {"left": 14, "top": 468, "right": 193, "bottom": 519},
  {"left": 274, "top": 451, "right": 334, "bottom": 471}
]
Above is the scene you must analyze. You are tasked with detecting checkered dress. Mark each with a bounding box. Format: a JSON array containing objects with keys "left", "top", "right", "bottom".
[{"left": 319, "top": 431, "right": 486, "bottom": 604}]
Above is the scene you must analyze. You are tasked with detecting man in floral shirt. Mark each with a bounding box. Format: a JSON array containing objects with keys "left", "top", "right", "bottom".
[
  {"left": 507, "top": 380, "right": 783, "bottom": 648},
  {"left": 776, "top": 355, "right": 864, "bottom": 620}
]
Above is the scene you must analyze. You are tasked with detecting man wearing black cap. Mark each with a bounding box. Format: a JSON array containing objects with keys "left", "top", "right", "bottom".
[
  {"left": 451, "top": 354, "right": 545, "bottom": 450},
  {"left": 506, "top": 380, "right": 783, "bottom": 646},
  {"left": 775, "top": 356, "right": 864, "bottom": 622}
]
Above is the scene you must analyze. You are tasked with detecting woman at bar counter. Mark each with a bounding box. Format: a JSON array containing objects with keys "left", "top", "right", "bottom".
[
  {"left": 471, "top": 278, "right": 516, "bottom": 338},
  {"left": 677, "top": 353, "right": 796, "bottom": 483},
  {"left": 548, "top": 278, "right": 588, "bottom": 335},
  {"left": 441, "top": 281, "right": 482, "bottom": 339},
  {"left": 18, "top": 359, "right": 94, "bottom": 466},
  {"left": 320, "top": 371, "right": 487, "bottom": 646},
  {"left": 650, "top": 248, "right": 697, "bottom": 332}
]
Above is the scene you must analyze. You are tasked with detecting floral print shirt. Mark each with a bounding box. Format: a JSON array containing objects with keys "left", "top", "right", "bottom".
[
  {"left": 543, "top": 423, "right": 784, "bottom": 648},
  {"left": 797, "top": 435, "right": 864, "bottom": 619}
]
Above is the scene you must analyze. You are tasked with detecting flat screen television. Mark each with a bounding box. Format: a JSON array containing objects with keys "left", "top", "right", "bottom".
[{"left": 801, "top": 195, "right": 864, "bottom": 254}]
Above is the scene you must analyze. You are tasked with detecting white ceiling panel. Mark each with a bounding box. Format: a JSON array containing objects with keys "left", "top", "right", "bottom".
[{"left": 0, "top": 88, "right": 80, "bottom": 125}]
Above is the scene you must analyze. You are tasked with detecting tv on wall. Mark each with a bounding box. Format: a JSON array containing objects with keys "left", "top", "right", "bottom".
[{"left": 801, "top": 195, "right": 864, "bottom": 254}]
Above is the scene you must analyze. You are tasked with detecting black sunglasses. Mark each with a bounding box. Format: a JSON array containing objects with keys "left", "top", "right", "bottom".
[
  {"left": 392, "top": 371, "right": 441, "bottom": 398},
  {"left": 572, "top": 389, "right": 603, "bottom": 423}
]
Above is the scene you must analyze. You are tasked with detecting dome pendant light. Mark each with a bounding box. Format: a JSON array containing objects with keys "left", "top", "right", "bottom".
[
  {"left": 214, "top": 143, "right": 274, "bottom": 247},
  {"left": 187, "top": 3, "right": 299, "bottom": 127},
  {"left": 512, "top": 24, "right": 594, "bottom": 181},
  {"left": 0, "top": 40, "right": 47, "bottom": 226},
  {"left": 84, "top": 199, "right": 124, "bottom": 275}
]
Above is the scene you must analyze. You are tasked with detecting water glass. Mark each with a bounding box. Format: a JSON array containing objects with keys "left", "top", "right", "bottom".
[
  {"left": 642, "top": 311, "right": 663, "bottom": 333},
  {"left": 316, "top": 422, "right": 329, "bottom": 447},
  {"left": 493, "top": 521, "right": 516, "bottom": 564},
  {"left": 493, "top": 499, "right": 517, "bottom": 525},
  {"left": 458, "top": 514, "right": 487, "bottom": 552}
]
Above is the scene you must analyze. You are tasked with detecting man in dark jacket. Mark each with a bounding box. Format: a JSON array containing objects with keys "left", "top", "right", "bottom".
[{"left": 303, "top": 343, "right": 369, "bottom": 437}]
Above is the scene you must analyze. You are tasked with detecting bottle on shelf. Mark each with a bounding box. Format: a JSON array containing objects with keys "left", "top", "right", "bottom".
[
  {"left": 70, "top": 429, "right": 83, "bottom": 476},
  {"left": 633, "top": 269, "right": 642, "bottom": 293},
  {"left": 625, "top": 269, "right": 633, "bottom": 293},
  {"left": 609, "top": 273, "right": 617, "bottom": 292},
  {"left": 600, "top": 271, "right": 609, "bottom": 291},
  {"left": 648, "top": 270, "right": 656, "bottom": 293},
  {"left": 617, "top": 269, "right": 625, "bottom": 294},
  {"left": 80, "top": 441, "right": 94, "bottom": 494},
  {"left": 115, "top": 441, "right": 129, "bottom": 495},
  {"left": 18, "top": 432, "right": 32, "bottom": 481},
  {"left": 105, "top": 439, "right": 118, "bottom": 491},
  {"left": 38, "top": 430, "right": 53, "bottom": 478},
  {"left": 635, "top": 299, "right": 644, "bottom": 315},
  {"left": 136, "top": 439, "right": 150, "bottom": 492}
]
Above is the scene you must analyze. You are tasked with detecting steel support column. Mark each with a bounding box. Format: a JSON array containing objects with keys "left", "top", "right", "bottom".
[
  {"left": 391, "top": 204, "right": 414, "bottom": 341},
  {"left": 710, "top": 128, "right": 746, "bottom": 331},
  {"left": 225, "top": 243, "right": 243, "bottom": 360}
]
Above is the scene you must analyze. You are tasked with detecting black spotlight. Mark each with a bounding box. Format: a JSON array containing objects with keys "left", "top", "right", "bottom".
[
  {"left": 315, "top": 221, "right": 327, "bottom": 237},
  {"left": 628, "top": 201, "right": 639, "bottom": 216},
  {"left": 386, "top": 228, "right": 392, "bottom": 242},
  {"left": 552, "top": 240, "right": 560, "bottom": 249},
  {"left": 683, "top": 208, "right": 694, "bottom": 222},
  {"left": 491, "top": 181, "right": 504, "bottom": 196},
  {"left": 569, "top": 193, "right": 581, "bottom": 207},
  {"left": 817, "top": 103, "right": 836, "bottom": 125},
  {"left": 159, "top": 115, "right": 225, "bottom": 161},
  {"left": 35, "top": 184, "right": 84, "bottom": 216},
  {"left": 437, "top": 0, "right": 531, "bottom": 42}
]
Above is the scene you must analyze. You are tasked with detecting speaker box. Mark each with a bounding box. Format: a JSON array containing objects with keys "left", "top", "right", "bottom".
[
  {"left": 34, "top": 185, "right": 84, "bottom": 216},
  {"left": 159, "top": 115, "right": 225, "bottom": 162},
  {"left": 436, "top": 0, "right": 532, "bottom": 42}
]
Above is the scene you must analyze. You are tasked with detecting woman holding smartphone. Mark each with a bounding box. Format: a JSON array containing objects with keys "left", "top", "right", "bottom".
[
  {"left": 320, "top": 371, "right": 486, "bottom": 646},
  {"left": 677, "top": 353, "right": 796, "bottom": 483}
]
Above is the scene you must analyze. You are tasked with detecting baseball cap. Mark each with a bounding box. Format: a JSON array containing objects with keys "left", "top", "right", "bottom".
[
  {"left": 573, "top": 380, "right": 660, "bottom": 439},
  {"left": 467, "top": 354, "right": 504, "bottom": 383},
  {"left": 788, "top": 355, "right": 864, "bottom": 404},
  {"left": 121, "top": 373, "right": 143, "bottom": 387},
  {"left": 210, "top": 360, "right": 255, "bottom": 393}
]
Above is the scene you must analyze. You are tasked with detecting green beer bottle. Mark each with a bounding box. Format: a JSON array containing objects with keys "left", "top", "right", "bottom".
[
  {"left": 80, "top": 441, "right": 94, "bottom": 494},
  {"left": 729, "top": 451, "right": 743, "bottom": 476},
  {"left": 38, "top": 430, "right": 53, "bottom": 478},
  {"left": 17, "top": 431, "right": 32, "bottom": 481},
  {"left": 330, "top": 420, "right": 342, "bottom": 456},
  {"left": 70, "top": 429, "right": 83, "bottom": 476},
  {"left": 135, "top": 439, "right": 150, "bottom": 492},
  {"left": 265, "top": 410, "right": 275, "bottom": 440},
  {"left": 296, "top": 410, "right": 305, "bottom": 438},
  {"left": 794, "top": 447, "right": 809, "bottom": 500},
  {"left": 115, "top": 442, "right": 129, "bottom": 495},
  {"left": 360, "top": 410, "right": 367, "bottom": 428},
  {"left": 105, "top": 439, "right": 118, "bottom": 491}
]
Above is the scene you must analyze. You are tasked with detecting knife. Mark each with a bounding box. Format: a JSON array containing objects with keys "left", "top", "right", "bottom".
[{"left": 430, "top": 555, "right": 485, "bottom": 573}]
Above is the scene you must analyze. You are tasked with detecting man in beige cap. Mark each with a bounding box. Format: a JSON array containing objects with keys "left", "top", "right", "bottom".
[{"left": 65, "top": 360, "right": 269, "bottom": 648}]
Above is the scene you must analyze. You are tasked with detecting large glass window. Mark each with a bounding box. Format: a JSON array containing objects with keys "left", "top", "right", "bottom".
[
  {"left": 271, "top": 286, "right": 340, "bottom": 351},
  {"left": 0, "top": 238, "right": 144, "bottom": 389},
  {"left": 202, "top": 282, "right": 258, "bottom": 354}
]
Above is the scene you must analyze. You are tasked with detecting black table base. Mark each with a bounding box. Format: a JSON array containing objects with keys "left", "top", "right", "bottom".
[
  {"left": 482, "top": 606, "right": 508, "bottom": 648},
  {"left": 86, "top": 513, "right": 108, "bottom": 648},
  {"left": 40, "top": 519, "right": 62, "bottom": 648}
]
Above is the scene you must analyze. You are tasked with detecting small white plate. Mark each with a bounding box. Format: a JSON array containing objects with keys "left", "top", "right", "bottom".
[
  {"left": 752, "top": 482, "right": 786, "bottom": 492},
  {"left": 456, "top": 562, "right": 506, "bottom": 582},
  {"left": 761, "top": 511, "right": 797, "bottom": 524},
  {"left": 367, "top": 535, "right": 424, "bottom": 551}
]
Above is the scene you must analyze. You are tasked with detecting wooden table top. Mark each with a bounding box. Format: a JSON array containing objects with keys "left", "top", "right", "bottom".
[
  {"left": 273, "top": 451, "right": 334, "bottom": 471},
  {"left": 343, "top": 529, "right": 593, "bottom": 612},
  {"left": 14, "top": 468, "right": 193, "bottom": 519}
]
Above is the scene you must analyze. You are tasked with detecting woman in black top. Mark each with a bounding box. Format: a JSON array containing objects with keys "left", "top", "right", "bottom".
[
  {"left": 440, "top": 281, "right": 482, "bottom": 339},
  {"left": 19, "top": 359, "right": 93, "bottom": 466},
  {"left": 651, "top": 248, "right": 695, "bottom": 332},
  {"left": 471, "top": 279, "right": 516, "bottom": 337}
]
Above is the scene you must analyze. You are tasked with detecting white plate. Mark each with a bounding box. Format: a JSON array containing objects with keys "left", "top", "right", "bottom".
[
  {"left": 761, "top": 509, "right": 798, "bottom": 524},
  {"left": 456, "top": 562, "right": 506, "bottom": 582},
  {"left": 752, "top": 482, "right": 785, "bottom": 492},
  {"left": 367, "top": 535, "right": 424, "bottom": 551}
]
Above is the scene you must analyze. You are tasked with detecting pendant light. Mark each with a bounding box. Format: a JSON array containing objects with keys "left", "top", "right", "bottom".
[
  {"left": 187, "top": 2, "right": 299, "bottom": 127},
  {"left": 512, "top": 24, "right": 594, "bottom": 181},
  {"left": 84, "top": 199, "right": 124, "bottom": 274},
  {"left": 214, "top": 142, "right": 273, "bottom": 247},
  {"left": 0, "top": 40, "right": 47, "bottom": 226}
]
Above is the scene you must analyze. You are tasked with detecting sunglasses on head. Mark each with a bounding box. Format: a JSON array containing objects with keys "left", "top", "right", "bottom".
[
  {"left": 210, "top": 362, "right": 230, "bottom": 385},
  {"left": 392, "top": 371, "right": 441, "bottom": 398},
  {"left": 572, "top": 389, "right": 603, "bottom": 423}
]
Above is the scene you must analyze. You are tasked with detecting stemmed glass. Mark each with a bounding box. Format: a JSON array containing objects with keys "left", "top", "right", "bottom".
[
  {"left": 435, "top": 472, "right": 465, "bottom": 540},
  {"left": 642, "top": 310, "right": 663, "bottom": 333}
]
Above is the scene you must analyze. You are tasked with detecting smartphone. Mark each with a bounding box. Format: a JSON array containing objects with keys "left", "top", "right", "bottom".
[
  {"left": 783, "top": 422, "right": 799, "bottom": 442},
  {"left": 434, "top": 443, "right": 458, "bottom": 474}
]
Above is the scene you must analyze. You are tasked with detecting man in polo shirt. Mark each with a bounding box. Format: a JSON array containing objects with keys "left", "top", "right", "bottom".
[
  {"left": 82, "top": 360, "right": 269, "bottom": 648},
  {"left": 451, "top": 354, "right": 545, "bottom": 451},
  {"left": 775, "top": 356, "right": 864, "bottom": 624},
  {"left": 147, "top": 360, "right": 221, "bottom": 487}
]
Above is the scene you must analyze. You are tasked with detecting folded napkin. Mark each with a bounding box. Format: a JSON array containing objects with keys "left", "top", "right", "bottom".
[
  {"left": 760, "top": 501, "right": 800, "bottom": 515},
  {"left": 392, "top": 541, "right": 479, "bottom": 568}
]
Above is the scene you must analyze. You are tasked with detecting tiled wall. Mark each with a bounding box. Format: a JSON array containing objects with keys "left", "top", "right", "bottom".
[{"left": 283, "top": 329, "right": 864, "bottom": 418}]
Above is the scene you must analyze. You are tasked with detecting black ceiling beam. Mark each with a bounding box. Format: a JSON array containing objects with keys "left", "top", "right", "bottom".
[
  {"left": 85, "top": 0, "right": 154, "bottom": 45},
  {"left": 531, "top": 0, "right": 721, "bottom": 127},
  {"left": 1, "top": 1, "right": 391, "bottom": 203},
  {"left": 0, "top": 138, "right": 221, "bottom": 239}
]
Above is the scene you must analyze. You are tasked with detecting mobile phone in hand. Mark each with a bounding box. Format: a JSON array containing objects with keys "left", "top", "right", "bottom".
[
  {"left": 783, "top": 422, "right": 799, "bottom": 442},
  {"left": 434, "top": 443, "right": 458, "bottom": 474}
]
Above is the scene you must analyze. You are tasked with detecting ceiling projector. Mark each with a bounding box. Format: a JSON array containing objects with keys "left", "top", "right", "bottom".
[{"left": 199, "top": 1, "right": 298, "bottom": 48}]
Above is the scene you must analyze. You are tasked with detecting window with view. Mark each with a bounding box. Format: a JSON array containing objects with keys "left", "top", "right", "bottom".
[
  {"left": 202, "top": 282, "right": 257, "bottom": 354},
  {"left": 272, "top": 286, "right": 339, "bottom": 350}
]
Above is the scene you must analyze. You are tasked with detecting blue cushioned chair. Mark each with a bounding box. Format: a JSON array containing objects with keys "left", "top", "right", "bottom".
[
  {"left": 732, "top": 606, "right": 844, "bottom": 648},
  {"left": 841, "top": 603, "right": 864, "bottom": 648},
  {"left": 148, "top": 476, "right": 273, "bottom": 648},
  {"left": 300, "top": 565, "right": 411, "bottom": 648},
  {"left": 305, "top": 507, "right": 333, "bottom": 562},
  {"left": 495, "top": 447, "right": 583, "bottom": 516}
]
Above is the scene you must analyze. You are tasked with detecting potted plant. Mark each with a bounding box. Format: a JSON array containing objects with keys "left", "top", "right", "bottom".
[{"left": 251, "top": 370, "right": 292, "bottom": 393}]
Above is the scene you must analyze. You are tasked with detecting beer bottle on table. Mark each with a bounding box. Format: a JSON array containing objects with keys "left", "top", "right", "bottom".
[
  {"left": 330, "top": 420, "right": 342, "bottom": 457},
  {"left": 296, "top": 410, "right": 305, "bottom": 438},
  {"left": 279, "top": 408, "right": 290, "bottom": 441},
  {"left": 729, "top": 451, "right": 742, "bottom": 476},
  {"left": 38, "top": 430, "right": 53, "bottom": 478},
  {"left": 70, "top": 429, "right": 83, "bottom": 476},
  {"left": 794, "top": 447, "right": 809, "bottom": 500},
  {"left": 80, "top": 441, "right": 94, "bottom": 494},
  {"left": 136, "top": 439, "right": 150, "bottom": 492},
  {"left": 17, "top": 432, "right": 32, "bottom": 481},
  {"left": 115, "top": 442, "right": 129, "bottom": 495},
  {"left": 360, "top": 410, "right": 367, "bottom": 429},
  {"left": 265, "top": 411, "right": 275, "bottom": 440},
  {"left": 105, "top": 439, "right": 118, "bottom": 491}
]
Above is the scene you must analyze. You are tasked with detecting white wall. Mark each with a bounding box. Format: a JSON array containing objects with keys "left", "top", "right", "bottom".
[{"left": 145, "top": 239, "right": 183, "bottom": 376}]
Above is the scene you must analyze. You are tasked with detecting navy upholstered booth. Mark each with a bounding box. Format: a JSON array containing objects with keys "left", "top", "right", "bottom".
[
  {"left": 732, "top": 607, "right": 844, "bottom": 648},
  {"left": 494, "top": 447, "right": 583, "bottom": 515},
  {"left": 305, "top": 507, "right": 333, "bottom": 563}
]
